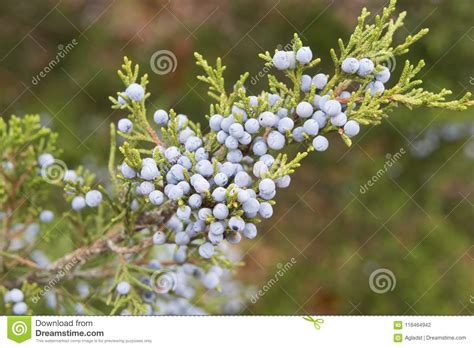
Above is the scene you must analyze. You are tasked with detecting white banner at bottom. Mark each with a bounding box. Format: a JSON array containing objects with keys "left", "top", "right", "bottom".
[{"left": 0, "top": 316, "right": 472, "bottom": 347}]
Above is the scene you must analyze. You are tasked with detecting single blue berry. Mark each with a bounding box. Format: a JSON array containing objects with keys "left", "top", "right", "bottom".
[
  {"left": 245, "top": 118, "right": 260, "bottom": 134},
  {"left": 275, "top": 175, "right": 291, "bottom": 188},
  {"left": 141, "top": 164, "right": 159, "bottom": 181},
  {"left": 177, "top": 206, "right": 191, "bottom": 221},
  {"left": 258, "top": 111, "right": 278, "bottom": 128},
  {"left": 175, "top": 231, "right": 190, "bottom": 245},
  {"left": 238, "top": 132, "right": 252, "bottom": 145},
  {"left": 226, "top": 149, "right": 243, "bottom": 163},
  {"left": 118, "top": 118, "right": 133, "bottom": 134},
  {"left": 375, "top": 66, "right": 391, "bottom": 83},
  {"left": 312, "top": 73, "right": 328, "bottom": 90},
  {"left": 343, "top": 120, "right": 360, "bottom": 137},
  {"left": 301, "top": 74, "right": 312, "bottom": 92},
  {"left": 38, "top": 153, "right": 54, "bottom": 167},
  {"left": 209, "top": 221, "right": 225, "bottom": 235},
  {"left": 330, "top": 112, "right": 348, "bottom": 127},
  {"left": 252, "top": 141, "right": 267, "bottom": 156},
  {"left": 234, "top": 171, "right": 252, "bottom": 188},
  {"left": 121, "top": 162, "right": 136, "bottom": 179},
  {"left": 185, "top": 136, "right": 202, "bottom": 151},
  {"left": 167, "top": 185, "right": 184, "bottom": 200},
  {"left": 153, "top": 109, "right": 169, "bottom": 125},
  {"left": 259, "top": 202, "right": 273, "bottom": 219},
  {"left": 259, "top": 178, "right": 275, "bottom": 195},
  {"left": 188, "top": 193, "right": 202, "bottom": 209},
  {"left": 196, "top": 160, "right": 214, "bottom": 177},
  {"left": 323, "top": 100, "right": 342, "bottom": 116},
  {"left": 225, "top": 136, "right": 239, "bottom": 150},
  {"left": 212, "top": 187, "right": 227, "bottom": 202},
  {"left": 226, "top": 231, "right": 242, "bottom": 244},
  {"left": 39, "top": 210, "right": 54, "bottom": 223},
  {"left": 209, "top": 114, "right": 224, "bottom": 131},
  {"left": 72, "top": 196, "right": 86, "bottom": 210},
  {"left": 228, "top": 216, "right": 245, "bottom": 232},
  {"left": 303, "top": 119, "right": 319, "bottom": 136},
  {"left": 9, "top": 288, "right": 24, "bottom": 303},
  {"left": 198, "top": 242, "right": 215, "bottom": 259},
  {"left": 125, "top": 83, "right": 145, "bottom": 101},
  {"left": 164, "top": 146, "right": 181, "bottom": 164},
  {"left": 229, "top": 123, "right": 245, "bottom": 139},
  {"left": 243, "top": 198, "right": 260, "bottom": 215},
  {"left": 296, "top": 101, "right": 313, "bottom": 118},
  {"left": 267, "top": 130, "right": 285, "bottom": 150},
  {"left": 220, "top": 115, "right": 235, "bottom": 132},
  {"left": 243, "top": 223, "right": 257, "bottom": 239},
  {"left": 116, "top": 281, "right": 131, "bottom": 295},
  {"left": 341, "top": 57, "right": 359, "bottom": 74},
  {"left": 12, "top": 302, "right": 28, "bottom": 315},
  {"left": 312, "top": 110, "right": 327, "bottom": 128},
  {"left": 296, "top": 46, "right": 313, "bottom": 64},
  {"left": 202, "top": 272, "right": 219, "bottom": 289},
  {"left": 191, "top": 176, "right": 210, "bottom": 193},
  {"left": 214, "top": 172, "right": 228, "bottom": 187},
  {"left": 292, "top": 127, "right": 305, "bottom": 142},
  {"left": 253, "top": 161, "right": 269, "bottom": 178},
  {"left": 365, "top": 81, "right": 385, "bottom": 96},
  {"left": 153, "top": 231, "right": 167, "bottom": 245},
  {"left": 272, "top": 51, "right": 290, "bottom": 70},
  {"left": 357, "top": 58, "right": 374, "bottom": 77},
  {"left": 313, "top": 135, "right": 329, "bottom": 151}
]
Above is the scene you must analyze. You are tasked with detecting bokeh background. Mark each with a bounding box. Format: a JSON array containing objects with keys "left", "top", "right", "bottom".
[{"left": 0, "top": 0, "right": 472, "bottom": 314}]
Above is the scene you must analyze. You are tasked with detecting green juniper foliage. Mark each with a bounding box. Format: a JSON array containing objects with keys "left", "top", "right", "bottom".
[{"left": 0, "top": 0, "right": 471, "bottom": 315}]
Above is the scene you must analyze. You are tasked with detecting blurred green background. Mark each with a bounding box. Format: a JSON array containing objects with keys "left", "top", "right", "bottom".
[{"left": 0, "top": 0, "right": 472, "bottom": 314}]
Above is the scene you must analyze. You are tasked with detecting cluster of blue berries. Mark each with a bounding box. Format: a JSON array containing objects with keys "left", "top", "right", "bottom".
[
  {"left": 113, "top": 244, "right": 248, "bottom": 314},
  {"left": 341, "top": 57, "right": 390, "bottom": 96},
  {"left": 36, "top": 153, "right": 103, "bottom": 214},
  {"left": 272, "top": 49, "right": 376, "bottom": 146},
  {"left": 3, "top": 288, "right": 28, "bottom": 315},
  {"left": 118, "top": 106, "right": 293, "bottom": 263},
  {"left": 117, "top": 83, "right": 146, "bottom": 134},
  {"left": 113, "top": 48, "right": 391, "bottom": 268}
]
